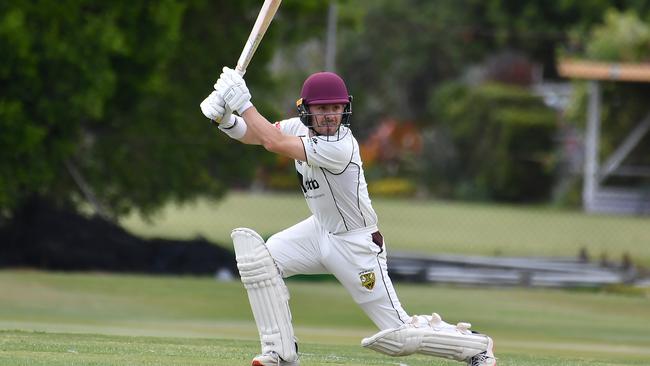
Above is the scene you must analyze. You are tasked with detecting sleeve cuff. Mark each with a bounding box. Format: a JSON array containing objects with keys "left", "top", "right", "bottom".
[{"left": 218, "top": 115, "right": 247, "bottom": 139}]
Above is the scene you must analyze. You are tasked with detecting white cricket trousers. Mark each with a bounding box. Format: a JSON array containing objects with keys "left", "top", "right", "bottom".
[{"left": 266, "top": 216, "right": 410, "bottom": 330}]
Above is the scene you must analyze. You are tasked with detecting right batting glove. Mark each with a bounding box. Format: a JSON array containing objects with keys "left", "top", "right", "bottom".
[{"left": 215, "top": 67, "right": 253, "bottom": 115}]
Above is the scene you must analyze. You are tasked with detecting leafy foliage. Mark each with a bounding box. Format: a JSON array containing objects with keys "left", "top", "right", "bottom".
[
  {"left": 1, "top": 1, "right": 190, "bottom": 217},
  {"left": 564, "top": 9, "right": 650, "bottom": 184},
  {"left": 337, "top": 0, "right": 648, "bottom": 137},
  {"left": 335, "top": 1, "right": 650, "bottom": 202},
  {"left": 585, "top": 9, "right": 650, "bottom": 62},
  {"left": 0, "top": 1, "right": 324, "bottom": 219},
  {"left": 3, "top": 1, "right": 650, "bottom": 219},
  {"left": 430, "top": 82, "right": 557, "bottom": 201}
]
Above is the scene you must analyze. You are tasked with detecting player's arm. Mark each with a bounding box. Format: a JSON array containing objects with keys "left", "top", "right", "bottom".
[
  {"left": 203, "top": 67, "right": 306, "bottom": 161},
  {"left": 240, "top": 106, "right": 306, "bottom": 161}
]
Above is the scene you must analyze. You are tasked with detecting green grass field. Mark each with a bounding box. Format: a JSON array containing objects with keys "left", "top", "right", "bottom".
[
  {"left": 1, "top": 270, "right": 649, "bottom": 365},
  {"left": 120, "top": 191, "right": 650, "bottom": 266}
]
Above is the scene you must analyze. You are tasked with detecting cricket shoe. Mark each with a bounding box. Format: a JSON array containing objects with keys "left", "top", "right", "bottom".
[
  {"left": 251, "top": 351, "right": 299, "bottom": 366},
  {"left": 466, "top": 336, "right": 496, "bottom": 366}
]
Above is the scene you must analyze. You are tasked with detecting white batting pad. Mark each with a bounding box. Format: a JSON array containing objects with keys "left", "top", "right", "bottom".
[
  {"left": 232, "top": 228, "right": 298, "bottom": 362},
  {"left": 361, "top": 314, "right": 489, "bottom": 361}
]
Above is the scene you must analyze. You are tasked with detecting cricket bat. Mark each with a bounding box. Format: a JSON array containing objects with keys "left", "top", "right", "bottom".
[{"left": 216, "top": 0, "right": 282, "bottom": 124}]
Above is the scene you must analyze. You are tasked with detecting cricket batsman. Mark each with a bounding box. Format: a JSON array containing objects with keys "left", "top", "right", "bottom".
[{"left": 200, "top": 68, "right": 496, "bottom": 366}]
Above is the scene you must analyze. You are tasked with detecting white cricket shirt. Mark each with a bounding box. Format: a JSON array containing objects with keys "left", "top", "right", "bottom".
[{"left": 275, "top": 118, "right": 378, "bottom": 234}]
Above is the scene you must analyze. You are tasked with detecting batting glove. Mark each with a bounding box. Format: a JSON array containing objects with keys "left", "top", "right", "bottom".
[
  {"left": 215, "top": 67, "right": 253, "bottom": 115},
  {"left": 200, "top": 90, "right": 236, "bottom": 127}
]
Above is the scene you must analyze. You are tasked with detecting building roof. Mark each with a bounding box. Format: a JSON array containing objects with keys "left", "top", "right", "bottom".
[{"left": 558, "top": 59, "right": 650, "bottom": 82}]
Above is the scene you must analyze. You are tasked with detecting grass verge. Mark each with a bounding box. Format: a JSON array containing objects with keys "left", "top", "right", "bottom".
[{"left": 1, "top": 270, "right": 649, "bottom": 365}]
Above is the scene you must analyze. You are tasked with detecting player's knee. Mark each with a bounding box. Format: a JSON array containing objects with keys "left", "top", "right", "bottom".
[
  {"left": 232, "top": 228, "right": 280, "bottom": 282},
  {"left": 262, "top": 235, "right": 291, "bottom": 277}
]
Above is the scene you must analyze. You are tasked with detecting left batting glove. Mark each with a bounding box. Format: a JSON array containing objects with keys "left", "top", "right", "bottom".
[
  {"left": 215, "top": 67, "right": 253, "bottom": 115},
  {"left": 200, "top": 90, "right": 236, "bottom": 127}
]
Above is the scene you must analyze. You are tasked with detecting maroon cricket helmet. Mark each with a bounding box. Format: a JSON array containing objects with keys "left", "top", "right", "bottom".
[
  {"left": 296, "top": 71, "right": 353, "bottom": 133},
  {"left": 300, "top": 72, "right": 350, "bottom": 105}
]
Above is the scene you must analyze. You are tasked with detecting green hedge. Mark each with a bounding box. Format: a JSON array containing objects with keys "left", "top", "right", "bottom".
[
  {"left": 429, "top": 82, "right": 557, "bottom": 202},
  {"left": 368, "top": 177, "right": 417, "bottom": 198}
]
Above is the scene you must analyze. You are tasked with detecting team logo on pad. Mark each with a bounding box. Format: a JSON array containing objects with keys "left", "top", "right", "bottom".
[{"left": 359, "top": 270, "right": 376, "bottom": 290}]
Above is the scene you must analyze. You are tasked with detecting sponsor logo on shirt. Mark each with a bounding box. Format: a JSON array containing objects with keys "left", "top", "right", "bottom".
[
  {"left": 305, "top": 179, "right": 319, "bottom": 190},
  {"left": 297, "top": 172, "right": 319, "bottom": 193}
]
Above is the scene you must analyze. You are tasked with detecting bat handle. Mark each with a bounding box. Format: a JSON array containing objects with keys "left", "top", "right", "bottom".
[{"left": 235, "top": 64, "right": 246, "bottom": 76}]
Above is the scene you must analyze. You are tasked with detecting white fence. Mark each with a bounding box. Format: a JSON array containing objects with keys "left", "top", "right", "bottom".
[{"left": 387, "top": 251, "right": 642, "bottom": 288}]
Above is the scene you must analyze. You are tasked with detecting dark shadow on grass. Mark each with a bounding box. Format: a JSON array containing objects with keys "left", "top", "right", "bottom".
[{"left": 0, "top": 198, "right": 236, "bottom": 276}]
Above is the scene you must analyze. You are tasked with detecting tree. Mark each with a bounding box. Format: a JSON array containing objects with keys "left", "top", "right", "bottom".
[
  {"left": 0, "top": 1, "right": 194, "bottom": 218},
  {"left": 336, "top": 0, "right": 650, "bottom": 136},
  {"left": 0, "top": 0, "right": 326, "bottom": 220},
  {"left": 432, "top": 82, "right": 557, "bottom": 201}
]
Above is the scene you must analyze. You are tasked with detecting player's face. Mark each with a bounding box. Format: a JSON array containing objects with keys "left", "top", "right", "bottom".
[{"left": 310, "top": 104, "right": 344, "bottom": 136}]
